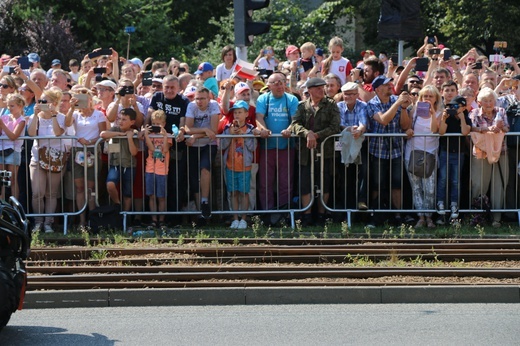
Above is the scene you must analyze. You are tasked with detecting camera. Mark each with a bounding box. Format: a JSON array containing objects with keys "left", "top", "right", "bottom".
[
  {"left": 119, "top": 85, "right": 134, "bottom": 96},
  {"left": 150, "top": 125, "right": 161, "bottom": 133},
  {"left": 39, "top": 104, "right": 50, "bottom": 111},
  {"left": 2, "top": 66, "right": 15, "bottom": 74},
  {"left": 142, "top": 71, "right": 152, "bottom": 86},
  {"left": 178, "top": 67, "right": 186, "bottom": 73},
  {"left": 446, "top": 104, "right": 458, "bottom": 116},
  {"left": 93, "top": 67, "right": 106, "bottom": 74},
  {"left": 473, "top": 62, "right": 483, "bottom": 70},
  {"left": 428, "top": 48, "right": 441, "bottom": 55}
]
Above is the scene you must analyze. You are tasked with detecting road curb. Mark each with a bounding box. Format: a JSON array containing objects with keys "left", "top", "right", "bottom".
[{"left": 23, "top": 286, "right": 520, "bottom": 308}]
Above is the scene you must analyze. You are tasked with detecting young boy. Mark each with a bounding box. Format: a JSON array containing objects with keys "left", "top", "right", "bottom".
[
  {"left": 220, "top": 100, "right": 257, "bottom": 229},
  {"left": 300, "top": 42, "right": 316, "bottom": 74},
  {"left": 101, "top": 108, "right": 139, "bottom": 212},
  {"left": 143, "top": 110, "right": 171, "bottom": 227}
]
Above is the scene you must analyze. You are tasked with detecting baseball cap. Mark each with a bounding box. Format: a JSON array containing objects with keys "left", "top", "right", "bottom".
[
  {"left": 194, "top": 62, "right": 214, "bottom": 75},
  {"left": 97, "top": 80, "right": 117, "bottom": 91},
  {"left": 28, "top": 53, "right": 40, "bottom": 63},
  {"left": 285, "top": 45, "right": 299, "bottom": 56},
  {"left": 512, "top": 75, "right": 520, "bottom": 81},
  {"left": 372, "top": 76, "right": 393, "bottom": 89},
  {"left": 184, "top": 85, "right": 197, "bottom": 97},
  {"left": 361, "top": 50, "right": 375, "bottom": 57},
  {"left": 448, "top": 95, "right": 467, "bottom": 107},
  {"left": 234, "top": 82, "right": 250, "bottom": 94},
  {"left": 252, "top": 80, "right": 266, "bottom": 89},
  {"left": 128, "top": 58, "right": 143, "bottom": 69},
  {"left": 315, "top": 48, "right": 324, "bottom": 57},
  {"left": 341, "top": 82, "right": 359, "bottom": 92},
  {"left": 229, "top": 100, "right": 249, "bottom": 111},
  {"left": 51, "top": 59, "right": 61, "bottom": 66}
]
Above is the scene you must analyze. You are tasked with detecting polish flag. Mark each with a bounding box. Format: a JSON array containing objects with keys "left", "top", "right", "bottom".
[{"left": 233, "top": 59, "right": 258, "bottom": 80}]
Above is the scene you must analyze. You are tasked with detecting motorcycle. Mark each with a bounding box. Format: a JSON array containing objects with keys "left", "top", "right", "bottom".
[{"left": 0, "top": 195, "right": 30, "bottom": 331}]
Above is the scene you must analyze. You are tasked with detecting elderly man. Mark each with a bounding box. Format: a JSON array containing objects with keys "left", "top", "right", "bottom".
[
  {"left": 289, "top": 77, "right": 340, "bottom": 226},
  {"left": 366, "top": 76, "right": 412, "bottom": 226},
  {"left": 255, "top": 72, "right": 299, "bottom": 220}
]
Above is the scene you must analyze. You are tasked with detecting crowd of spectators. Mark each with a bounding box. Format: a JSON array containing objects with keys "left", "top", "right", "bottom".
[{"left": 0, "top": 34, "right": 519, "bottom": 232}]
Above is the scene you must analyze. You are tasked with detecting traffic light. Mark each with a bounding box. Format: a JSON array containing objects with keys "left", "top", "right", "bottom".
[{"left": 234, "top": 0, "right": 271, "bottom": 47}]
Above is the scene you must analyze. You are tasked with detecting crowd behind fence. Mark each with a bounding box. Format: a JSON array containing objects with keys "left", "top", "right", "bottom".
[{"left": 4, "top": 131, "right": 520, "bottom": 233}]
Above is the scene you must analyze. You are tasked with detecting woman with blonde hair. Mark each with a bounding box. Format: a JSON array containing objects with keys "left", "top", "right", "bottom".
[
  {"left": 27, "top": 88, "right": 67, "bottom": 233},
  {"left": 404, "top": 85, "right": 442, "bottom": 228}
]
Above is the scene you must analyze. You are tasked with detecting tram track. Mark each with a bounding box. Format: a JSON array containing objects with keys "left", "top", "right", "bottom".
[{"left": 26, "top": 239, "right": 520, "bottom": 290}]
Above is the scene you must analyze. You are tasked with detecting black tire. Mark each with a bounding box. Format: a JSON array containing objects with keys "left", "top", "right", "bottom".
[{"left": 0, "top": 267, "right": 17, "bottom": 331}]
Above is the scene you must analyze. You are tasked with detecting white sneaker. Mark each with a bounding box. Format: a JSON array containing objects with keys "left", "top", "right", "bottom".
[
  {"left": 230, "top": 220, "right": 240, "bottom": 229},
  {"left": 450, "top": 203, "right": 459, "bottom": 219},
  {"left": 238, "top": 219, "right": 248, "bottom": 229},
  {"left": 437, "top": 202, "right": 445, "bottom": 215},
  {"left": 32, "top": 223, "right": 41, "bottom": 233},
  {"left": 43, "top": 224, "right": 54, "bottom": 234}
]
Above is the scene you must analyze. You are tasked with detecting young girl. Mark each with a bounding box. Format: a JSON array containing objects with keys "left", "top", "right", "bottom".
[
  {"left": 0, "top": 94, "right": 26, "bottom": 200},
  {"left": 321, "top": 36, "right": 353, "bottom": 86},
  {"left": 254, "top": 46, "right": 279, "bottom": 77},
  {"left": 143, "top": 110, "right": 171, "bottom": 228}
]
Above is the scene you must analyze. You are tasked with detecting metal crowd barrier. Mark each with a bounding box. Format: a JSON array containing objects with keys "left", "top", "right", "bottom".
[{"left": 7, "top": 131, "right": 519, "bottom": 234}]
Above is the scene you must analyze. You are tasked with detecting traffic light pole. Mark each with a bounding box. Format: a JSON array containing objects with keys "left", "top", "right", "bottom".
[{"left": 236, "top": 46, "right": 248, "bottom": 61}]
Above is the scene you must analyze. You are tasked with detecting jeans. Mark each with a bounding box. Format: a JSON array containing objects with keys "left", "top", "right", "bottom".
[{"left": 437, "top": 150, "right": 464, "bottom": 205}]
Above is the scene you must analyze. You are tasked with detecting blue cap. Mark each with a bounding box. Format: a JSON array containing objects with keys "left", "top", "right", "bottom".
[
  {"left": 372, "top": 76, "right": 393, "bottom": 89},
  {"left": 229, "top": 100, "right": 249, "bottom": 111},
  {"left": 316, "top": 48, "right": 324, "bottom": 57},
  {"left": 194, "top": 62, "right": 214, "bottom": 75},
  {"left": 28, "top": 53, "right": 40, "bottom": 63},
  {"left": 51, "top": 59, "right": 61, "bottom": 66}
]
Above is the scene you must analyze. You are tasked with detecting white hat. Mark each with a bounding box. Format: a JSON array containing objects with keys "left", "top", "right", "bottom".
[
  {"left": 97, "top": 80, "right": 117, "bottom": 90},
  {"left": 341, "top": 82, "right": 359, "bottom": 92},
  {"left": 234, "top": 82, "right": 250, "bottom": 94}
]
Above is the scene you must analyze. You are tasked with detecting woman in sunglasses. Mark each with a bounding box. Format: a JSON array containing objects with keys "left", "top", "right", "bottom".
[
  {"left": 0, "top": 75, "right": 18, "bottom": 116},
  {"left": 27, "top": 88, "right": 67, "bottom": 233}
]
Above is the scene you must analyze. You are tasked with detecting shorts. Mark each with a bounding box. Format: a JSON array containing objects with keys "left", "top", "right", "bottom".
[
  {"left": 72, "top": 147, "right": 98, "bottom": 181},
  {"left": 145, "top": 172, "right": 167, "bottom": 198},
  {"left": 188, "top": 145, "right": 217, "bottom": 172},
  {"left": 0, "top": 150, "right": 21, "bottom": 166},
  {"left": 225, "top": 168, "right": 251, "bottom": 193},
  {"left": 106, "top": 166, "right": 135, "bottom": 197},
  {"left": 370, "top": 155, "right": 402, "bottom": 191}
]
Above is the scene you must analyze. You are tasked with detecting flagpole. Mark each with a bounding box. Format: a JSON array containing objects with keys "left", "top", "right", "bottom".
[{"left": 236, "top": 47, "right": 247, "bottom": 61}]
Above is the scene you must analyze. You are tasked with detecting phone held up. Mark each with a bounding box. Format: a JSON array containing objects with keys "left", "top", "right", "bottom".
[
  {"left": 150, "top": 125, "right": 161, "bottom": 134},
  {"left": 416, "top": 101, "right": 430, "bottom": 118}
]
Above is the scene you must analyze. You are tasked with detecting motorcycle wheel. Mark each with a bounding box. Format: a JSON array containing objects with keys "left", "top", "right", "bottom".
[{"left": 0, "top": 267, "right": 17, "bottom": 331}]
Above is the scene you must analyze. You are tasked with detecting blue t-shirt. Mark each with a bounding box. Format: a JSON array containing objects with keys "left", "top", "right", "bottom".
[{"left": 256, "top": 92, "right": 299, "bottom": 149}]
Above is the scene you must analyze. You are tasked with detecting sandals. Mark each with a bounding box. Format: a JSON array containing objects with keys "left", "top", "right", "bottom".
[
  {"left": 426, "top": 219, "right": 435, "bottom": 228},
  {"left": 415, "top": 219, "right": 426, "bottom": 228}
]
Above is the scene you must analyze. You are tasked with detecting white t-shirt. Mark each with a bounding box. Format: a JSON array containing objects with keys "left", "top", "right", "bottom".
[
  {"left": 257, "top": 57, "right": 277, "bottom": 71},
  {"left": 405, "top": 110, "right": 441, "bottom": 162},
  {"left": 186, "top": 100, "right": 220, "bottom": 147},
  {"left": 329, "top": 57, "right": 352, "bottom": 86},
  {"left": 215, "top": 62, "right": 237, "bottom": 82},
  {"left": 71, "top": 109, "right": 106, "bottom": 147},
  {"left": 29, "top": 113, "right": 67, "bottom": 162}
]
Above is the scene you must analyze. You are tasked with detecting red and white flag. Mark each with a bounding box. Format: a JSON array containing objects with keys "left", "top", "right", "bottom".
[{"left": 233, "top": 59, "right": 258, "bottom": 80}]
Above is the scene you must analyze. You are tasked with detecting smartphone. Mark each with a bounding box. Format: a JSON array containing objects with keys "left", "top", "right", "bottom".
[
  {"left": 178, "top": 67, "right": 186, "bottom": 73},
  {"left": 416, "top": 101, "right": 430, "bottom": 118},
  {"left": 2, "top": 66, "right": 15, "bottom": 74},
  {"left": 88, "top": 48, "right": 112, "bottom": 59},
  {"left": 390, "top": 54, "right": 398, "bottom": 65},
  {"left": 503, "top": 57, "right": 512, "bottom": 64},
  {"left": 75, "top": 93, "right": 88, "bottom": 108},
  {"left": 473, "top": 62, "right": 483, "bottom": 70},
  {"left": 428, "top": 48, "right": 441, "bottom": 55},
  {"left": 489, "top": 54, "right": 504, "bottom": 63},
  {"left": 415, "top": 57, "right": 429, "bottom": 72},
  {"left": 233, "top": 120, "right": 239, "bottom": 127},
  {"left": 151, "top": 125, "right": 161, "bottom": 133},
  {"left": 427, "top": 36, "right": 436, "bottom": 44},
  {"left": 400, "top": 84, "right": 409, "bottom": 94},
  {"left": 142, "top": 71, "right": 152, "bottom": 86},
  {"left": 17, "top": 56, "right": 31, "bottom": 69},
  {"left": 93, "top": 67, "right": 107, "bottom": 74},
  {"left": 98, "top": 48, "right": 112, "bottom": 56},
  {"left": 39, "top": 104, "right": 50, "bottom": 111},
  {"left": 443, "top": 49, "right": 451, "bottom": 60}
]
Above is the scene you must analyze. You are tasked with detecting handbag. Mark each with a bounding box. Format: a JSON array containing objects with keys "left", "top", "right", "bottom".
[
  {"left": 0, "top": 148, "right": 14, "bottom": 157},
  {"left": 38, "top": 146, "right": 66, "bottom": 173},
  {"left": 75, "top": 150, "right": 94, "bottom": 168},
  {"left": 407, "top": 150, "right": 436, "bottom": 178}
]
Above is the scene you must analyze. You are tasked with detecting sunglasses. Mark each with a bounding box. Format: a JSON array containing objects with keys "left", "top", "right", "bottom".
[
  {"left": 409, "top": 80, "right": 422, "bottom": 84},
  {"left": 0, "top": 84, "right": 10, "bottom": 89},
  {"left": 37, "top": 99, "right": 48, "bottom": 104},
  {"left": 268, "top": 80, "right": 284, "bottom": 86},
  {"left": 411, "top": 92, "right": 419, "bottom": 96}
]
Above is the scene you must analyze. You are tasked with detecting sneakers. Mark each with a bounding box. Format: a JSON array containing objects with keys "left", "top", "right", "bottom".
[
  {"left": 201, "top": 202, "right": 211, "bottom": 219},
  {"left": 450, "top": 203, "right": 459, "bottom": 219},
  {"left": 32, "top": 223, "right": 41, "bottom": 233},
  {"left": 357, "top": 202, "right": 368, "bottom": 210},
  {"left": 436, "top": 217, "right": 445, "bottom": 225},
  {"left": 238, "top": 219, "right": 248, "bottom": 229},
  {"left": 230, "top": 219, "right": 240, "bottom": 229},
  {"left": 43, "top": 224, "right": 54, "bottom": 234},
  {"left": 492, "top": 220, "right": 501, "bottom": 228},
  {"left": 437, "top": 202, "right": 445, "bottom": 215}
]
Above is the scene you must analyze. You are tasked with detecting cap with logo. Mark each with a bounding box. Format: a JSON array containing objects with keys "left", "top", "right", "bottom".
[{"left": 194, "top": 62, "right": 214, "bottom": 75}]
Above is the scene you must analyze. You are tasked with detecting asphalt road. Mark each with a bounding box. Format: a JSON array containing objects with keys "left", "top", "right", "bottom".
[{"left": 1, "top": 304, "right": 519, "bottom": 345}]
